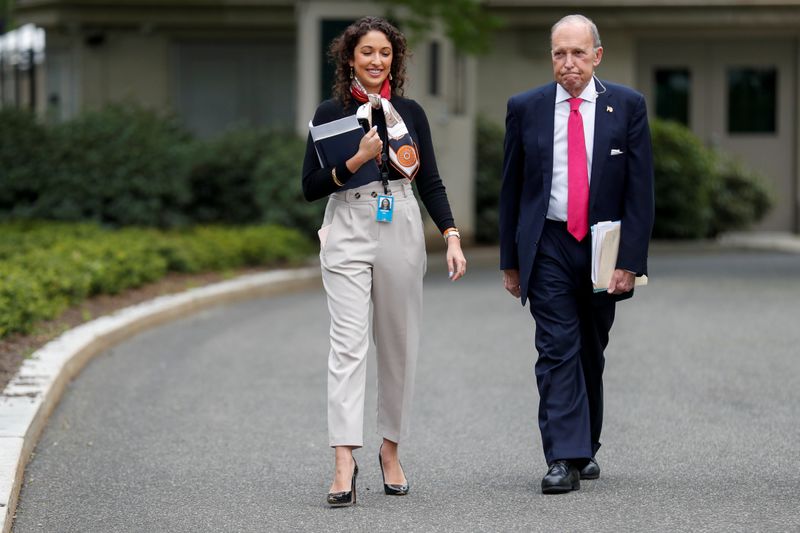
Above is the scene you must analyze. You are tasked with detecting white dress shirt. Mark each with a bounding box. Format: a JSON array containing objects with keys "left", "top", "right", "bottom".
[{"left": 548, "top": 78, "right": 597, "bottom": 222}]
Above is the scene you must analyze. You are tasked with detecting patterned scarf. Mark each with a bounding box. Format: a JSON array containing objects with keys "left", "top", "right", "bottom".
[{"left": 351, "top": 77, "right": 420, "bottom": 180}]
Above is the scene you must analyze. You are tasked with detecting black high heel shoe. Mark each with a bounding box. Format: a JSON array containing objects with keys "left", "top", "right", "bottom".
[
  {"left": 327, "top": 460, "right": 358, "bottom": 507},
  {"left": 378, "top": 446, "right": 409, "bottom": 496}
]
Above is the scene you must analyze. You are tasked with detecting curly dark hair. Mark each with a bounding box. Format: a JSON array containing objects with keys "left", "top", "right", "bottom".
[{"left": 328, "top": 16, "right": 409, "bottom": 107}]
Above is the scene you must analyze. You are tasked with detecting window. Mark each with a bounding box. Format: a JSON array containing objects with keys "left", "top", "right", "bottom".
[
  {"left": 451, "top": 50, "right": 467, "bottom": 115},
  {"left": 429, "top": 41, "right": 440, "bottom": 96},
  {"left": 320, "top": 19, "right": 354, "bottom": 101},
  {"left": 654, "top": 68, "right": 690, "bottom": 126},
  {"left": 727, "top": 67, "right": 777, "bottom": 134}
]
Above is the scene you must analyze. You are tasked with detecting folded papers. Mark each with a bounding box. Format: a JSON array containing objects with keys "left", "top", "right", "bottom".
[{"left": 591, "top": 220, "right": 648, "bottom": 292}]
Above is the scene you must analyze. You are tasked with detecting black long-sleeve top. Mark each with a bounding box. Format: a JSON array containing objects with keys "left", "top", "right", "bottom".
[{"left": 302, "top": 97, "right": 456, "bottom": 233}]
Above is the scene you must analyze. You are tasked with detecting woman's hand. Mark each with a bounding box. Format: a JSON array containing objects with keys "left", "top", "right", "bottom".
[
  {"left": 347, "top": 126, "right": 382, "bottom": 172},
  {"left": 446, "top": 237, "right": 467, "bottom": 281}
]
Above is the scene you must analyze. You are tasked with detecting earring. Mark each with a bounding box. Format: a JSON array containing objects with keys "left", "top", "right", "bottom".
[
  {"left": 389, "top": 73, "right": 393, "bottom": 81},
  {"left": 350, "top": 67, "right": 354, "bottom": 79}
]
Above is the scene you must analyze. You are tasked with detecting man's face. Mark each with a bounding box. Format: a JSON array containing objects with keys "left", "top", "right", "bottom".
[{"left": 551, "top": 22, "right": 603, "bottom": 97}]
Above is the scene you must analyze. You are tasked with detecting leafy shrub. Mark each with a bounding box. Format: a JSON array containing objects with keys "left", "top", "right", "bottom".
[
  {"left": 473, "top": 117, "right": 773, "bottom": 242},
  {"left": 0, "top": 107, "right": 324, "bottom": 236},
  {"left": 0, "top": 109, "right": 53, "bottom": 219},
  {"left": 254, "top": 133, "right": 325, "bottom": 238},
  {"left": 0, "top": 222, "right": 313, "bottom": 338},
  {"left": 0, "top": 220, "right": 108, "bottom": 260},
  {"left": 474, "top": 115, "right": 505, "bottom": 244},
  {"left": 185, "top": 129, "right": 272, "bottom": 224},
  {"left": 187, "top": 128, "right": 324, "bottom": 237},
  {"left": 650, "top": 120, "right": 717, "bottom": 239},
  {"left": 707, "top": 157, "right": 773, "bottom": 237},
  {"left": 40, "top": 104, "right": 195, "bottom": 227},
  {"left": 0, "top": 104, "right": 194, "bottom": 227},
  {"left": 651, "top": 119, "right": 773, "bottom": 238},
  {"left": 0, "top": 263, "right": 52, "bottom": 339}
]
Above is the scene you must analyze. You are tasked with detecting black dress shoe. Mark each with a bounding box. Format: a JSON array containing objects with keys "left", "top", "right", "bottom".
[
  {"left": 379, "top": 445, "right": 409, "bottom": 496},
  {"left": 580, "top": 457, "right": 600, "bottom": 480},
  {"left": 327, "top": 461, "right": 358, "bottom": 507},
  {"left": 541, "top": 460, "right": 580, "bottom": 494}
]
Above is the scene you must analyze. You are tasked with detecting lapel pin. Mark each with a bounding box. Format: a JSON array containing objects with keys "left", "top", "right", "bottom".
[{"left": 606, "top": 106, "right": 613, "bottom": 113}]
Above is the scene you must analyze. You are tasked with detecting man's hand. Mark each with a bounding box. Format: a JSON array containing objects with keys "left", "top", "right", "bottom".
[
  {"left": 607, "top": 269, "right": 635, "bottom": 295},
  {"left": 503, "top": 269, "right": 522, "bottom": 298}
]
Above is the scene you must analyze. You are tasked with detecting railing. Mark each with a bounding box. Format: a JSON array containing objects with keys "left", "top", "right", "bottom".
[{"left": 0, "top": 23, "right": 44, "bottom": 110}]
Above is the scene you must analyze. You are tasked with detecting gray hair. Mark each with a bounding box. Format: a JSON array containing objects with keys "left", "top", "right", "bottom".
[{"left": 551, "top": 14, "right": 602, "bottom": 50}]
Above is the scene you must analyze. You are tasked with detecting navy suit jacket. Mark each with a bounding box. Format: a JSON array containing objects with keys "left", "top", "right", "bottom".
[{"left": 499, "top": 80, "right": 654, "bottom": 306}]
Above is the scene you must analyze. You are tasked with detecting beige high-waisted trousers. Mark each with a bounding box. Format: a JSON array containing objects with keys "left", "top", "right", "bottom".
[{"left": 320, "top": 180, "right": 426, "bottom": 447}]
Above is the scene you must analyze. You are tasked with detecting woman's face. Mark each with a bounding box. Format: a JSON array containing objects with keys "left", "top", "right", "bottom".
[{"left": 349, "top": 30, "right": 393, "bottom": 93}]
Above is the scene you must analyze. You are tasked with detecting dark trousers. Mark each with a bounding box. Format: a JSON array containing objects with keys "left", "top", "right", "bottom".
[{"left": 528, "top": 220, "right": 616, "bottom": 464}]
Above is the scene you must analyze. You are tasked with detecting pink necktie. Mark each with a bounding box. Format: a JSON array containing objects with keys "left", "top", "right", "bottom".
[{"left": 567, "top": 97, "right": 589, "bottom": 241}]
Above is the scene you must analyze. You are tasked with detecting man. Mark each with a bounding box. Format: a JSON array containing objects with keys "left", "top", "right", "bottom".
[{"left": 499, "top": 14, "right": 654, "bottom": 494}]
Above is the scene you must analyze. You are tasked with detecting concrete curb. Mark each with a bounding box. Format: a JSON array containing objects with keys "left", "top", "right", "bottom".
[
  {"left": 0, "top": 266, "right": 320, "bottom": 533},
  {"left": 718, "top": 232, "right": 800, "bottom": 254}
]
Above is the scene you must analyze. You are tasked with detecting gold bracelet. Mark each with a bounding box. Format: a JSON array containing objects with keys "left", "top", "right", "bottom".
[{"left": 331, "top": 167, "right": 344, "bottom": 187}]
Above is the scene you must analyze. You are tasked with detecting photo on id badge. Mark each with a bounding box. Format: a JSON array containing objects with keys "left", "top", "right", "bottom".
[{"left": 376, "top": 195, "right": 393, "bottom": 223}]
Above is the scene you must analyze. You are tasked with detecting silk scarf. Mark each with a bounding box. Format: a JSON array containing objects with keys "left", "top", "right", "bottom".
[{"left": 351, "top": 77, "right": 420, "bottom": 180}]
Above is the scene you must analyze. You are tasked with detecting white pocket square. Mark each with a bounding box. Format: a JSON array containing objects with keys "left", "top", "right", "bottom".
[{"left": 610, "top": 149, "right": 624, "bottom": 156}]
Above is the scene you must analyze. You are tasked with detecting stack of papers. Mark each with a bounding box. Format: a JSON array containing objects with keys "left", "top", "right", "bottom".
[{"left": 591, "top": 220, "right": 648, "bottom": 292}]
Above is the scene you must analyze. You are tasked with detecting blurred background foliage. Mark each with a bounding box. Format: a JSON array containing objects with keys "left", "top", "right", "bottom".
[
  {"left": 0, "top": 105, "right": 774, "bottom": 246},
  {"left": 378, "top": 0, "right": 502, "bottom": 54},
  {"left": 0, "top": 104, "right": 324, "bottom": 237},
  {"left": 0, "top": 221, "right": 313, "bottom": 338},
  {"left": 474, "top": 116, "right": 773, "bottom": 243}
]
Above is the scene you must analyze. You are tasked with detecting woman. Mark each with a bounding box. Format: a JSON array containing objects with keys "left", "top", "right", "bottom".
[{"left": 302, "top": 16, "right": 467, "bottom": 507}]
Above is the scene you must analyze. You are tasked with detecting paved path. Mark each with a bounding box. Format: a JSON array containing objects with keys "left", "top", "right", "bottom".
[{"left": 11, "top": 250, "right": 800, "bottom": 532}]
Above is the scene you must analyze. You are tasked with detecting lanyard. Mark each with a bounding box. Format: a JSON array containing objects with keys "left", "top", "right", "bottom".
[{"left": 379, "top": 123, "right": 390, "bottom": 195}]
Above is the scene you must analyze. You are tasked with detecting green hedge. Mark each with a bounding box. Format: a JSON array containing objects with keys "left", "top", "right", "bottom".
[
  {"left": 186, "top": 128, "right": 324, "bottom": 236},
  {"left": 0, "top": 222, "right": 314, "bottom": 339},
  {"left": 2, "top": 106, "right": 194, "bottom": 227},
  {"left": 473, "top": 117, "right": 773, "bottom": 242},
  {"left": 650, "top": 120, "right": 716, "bottom": 238},
  {"left": 0, "top": 109, "right": 53, "bottom": 220},
  {"left": 708, "top": 157, "right": 772, "bottom": 237},
  {"left": 474, "top": 115, "right": 505, "bottom": 244},
  {"left": 0, "top": 106, "right": 323, "bottom": 237}
]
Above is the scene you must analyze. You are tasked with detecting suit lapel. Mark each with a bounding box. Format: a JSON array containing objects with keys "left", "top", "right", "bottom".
[
  {"left": 537, "top": 83, "right": 557, "bottom": 195},
  {"left": 590, "top": 86, "right": 613, "bottom": 214}
]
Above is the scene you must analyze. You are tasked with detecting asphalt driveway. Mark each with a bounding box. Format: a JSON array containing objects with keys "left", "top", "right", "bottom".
[{"left": 11, "top": 248, "right": 800, "bottom": 532}]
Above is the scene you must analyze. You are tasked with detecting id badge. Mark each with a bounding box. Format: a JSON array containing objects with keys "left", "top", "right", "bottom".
[{"left": 376, "top": 195, "right": 394, "bottom": 223}]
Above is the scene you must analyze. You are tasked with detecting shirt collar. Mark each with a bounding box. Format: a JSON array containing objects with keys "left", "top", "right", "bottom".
[{"left": 555, "top": 77, "right": 597, "bottom": 104}]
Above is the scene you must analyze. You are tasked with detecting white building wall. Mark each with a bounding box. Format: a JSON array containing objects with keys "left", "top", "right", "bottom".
[{"left": 476, "top": 28, "right": 636, "bottom": 126}]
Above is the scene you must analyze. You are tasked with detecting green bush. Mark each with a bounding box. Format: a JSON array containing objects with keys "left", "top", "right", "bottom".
[
  {"left": 707, "top": 157, "right": 773, "bottom": 237},
  {"left": 473, "top": 117, "right": 773, "bottom": 242},
  {"left": 652, "top": 119, "right": 773, "bottom": 238},
  {"left": 0, "top": 109, "right": 53, "bottom": 219},
  {"left": 0, "top": 222, "right": 314, "bottom": 338},
  {"left": 651, "top": 120, "right": 716, "bottom": 239},
  {"left": 0, "top": 220, "right": 109, "bottom": 260},
  {"left": 40, "top": 104, "right": 195, "bottom": 227},
  {"left": 185, "top": 129, "right": 272, "bottom": 224},
  {"left": 0, "top": 105, "right": 195, "bottom": 227},
  {"left": 254, "top": 132, "right": 325, "bottom": 238},
  {"left": 0, "top": 106, "right": 323, "bottom": 236},
  {"left": 474, "top": 115, "right": 505, "bottom": 244},
  {"left": 187, "top": 128, "right": 324, "bottom": 237}
]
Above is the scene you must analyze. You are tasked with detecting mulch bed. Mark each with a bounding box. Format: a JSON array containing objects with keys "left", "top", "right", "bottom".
[{"left": 0, "top": 269, "right": 263, "bottom": 392}]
